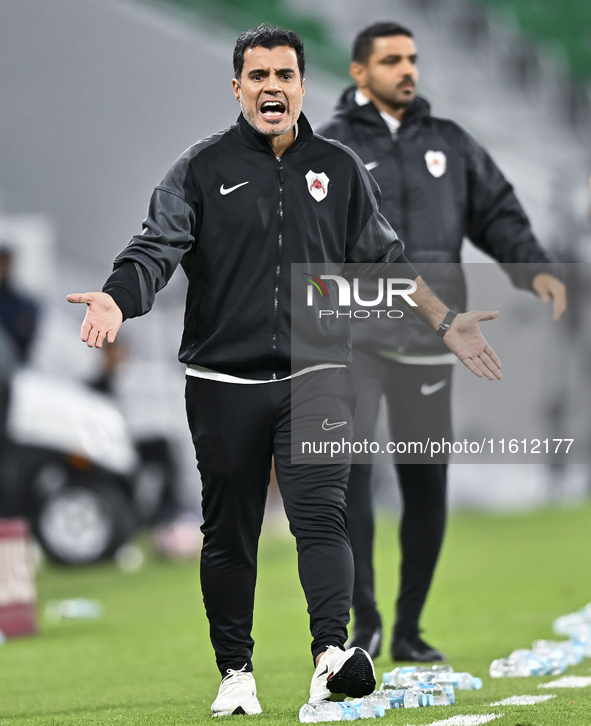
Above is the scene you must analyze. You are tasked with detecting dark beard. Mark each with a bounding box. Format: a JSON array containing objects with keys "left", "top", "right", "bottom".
[{"left": 376, "top": 91, "right": 414, "bottom": 114}]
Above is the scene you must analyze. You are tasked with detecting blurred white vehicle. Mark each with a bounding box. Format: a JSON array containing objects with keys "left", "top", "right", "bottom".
[{"left": 2, "top": 369, "right": 139, "bottom": 564}]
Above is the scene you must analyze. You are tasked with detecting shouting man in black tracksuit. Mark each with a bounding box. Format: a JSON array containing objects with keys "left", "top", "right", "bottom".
[
  {"left": 68, "top": 25, "right": 503, "bottom": 715},
  {"left": 317, "top": 21, "right": 566, "bottom": 663}
]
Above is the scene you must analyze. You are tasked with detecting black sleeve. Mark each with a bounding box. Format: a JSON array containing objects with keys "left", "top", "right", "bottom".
[
  {"left": 102, "top": 262, "right": 142, "bottom": 321},
  {"left": 462, "top": 128, "right": 554, "bottom": 290},
  {"left": 394, "top": 252, "right": 419, "bottom": 281},
  {"left": 101, "top": 144, "right": 199, "bottom": 320}
]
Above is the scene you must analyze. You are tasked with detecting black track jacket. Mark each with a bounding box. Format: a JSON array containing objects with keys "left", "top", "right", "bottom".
[
  {"left": 103, "top": 112, "right": 406, "bottom": 379},
  {"left": 317, "top": 88, "right": 552, "bottom": 356}
]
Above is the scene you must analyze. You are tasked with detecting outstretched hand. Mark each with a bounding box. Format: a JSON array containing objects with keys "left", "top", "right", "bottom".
[
  {"left": 532, "top": 273, "right": 567, "bottom": 321},
  {"left": 443, "top": 310, "right": 502, "bottom": 380},
  {"left": 67, "top": 292, "right": 123, "bottom": 348}
]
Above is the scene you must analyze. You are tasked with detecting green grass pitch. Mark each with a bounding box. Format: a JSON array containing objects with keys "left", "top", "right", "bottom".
[{"left": 0, "top": 503, "right": 590, "bottom": 725}]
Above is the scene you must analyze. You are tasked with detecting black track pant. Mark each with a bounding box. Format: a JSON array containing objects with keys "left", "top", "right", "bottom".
[
  {"left": 347, "top": 350, "right": 452, "bottom": 636},
  {"left": 185, "top": 368, "right": 356, "bottom": 675}
]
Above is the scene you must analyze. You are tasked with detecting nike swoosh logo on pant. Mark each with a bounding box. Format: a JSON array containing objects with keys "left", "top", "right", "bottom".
[
  {"left": 322, "top": 419, "right": 348, "bottom": 431},
  {"left": 420, "top": 380, "right": 448, "bottom": 396}
]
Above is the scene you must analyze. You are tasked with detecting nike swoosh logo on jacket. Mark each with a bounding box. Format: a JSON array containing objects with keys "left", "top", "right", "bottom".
[{"left": 220, "top": 181, "right": 249, "bottom": 195}]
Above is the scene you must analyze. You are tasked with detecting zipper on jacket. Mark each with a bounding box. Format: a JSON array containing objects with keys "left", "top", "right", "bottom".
[
  {"left": 271, "top": 157, "right": 285, "bottom": 379},
  {"left": 391, "top": 137, "right": 408, "bottom": 241}
]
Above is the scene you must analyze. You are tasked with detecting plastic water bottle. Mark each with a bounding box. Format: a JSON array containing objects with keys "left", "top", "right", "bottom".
[
  {"left": 411, "top": 681, "right": 455, "bottom": 704},
  {"left": 382, "top": 667, "right": 412, "bottom": 686},
  {"left": 552, "top": 605, "right": 591, "bottom": 655},
  {"left": 569, "top": 626, "right": 591, "bottom": 657},
  {"left": 442, "top": 685, "right": 455, "bottom": 705},
  {"left": 514, "top": 649, "right": 551, "bottom": 675},
  {"left": 350, "top": 696, "right": 386, "bottom": 719},
  {"left": 378, "top": 688, "right": 405, "bottom": 708},
  {"left": 436, "top": 672, "right": 482, "bottom": 690},
  {"left": 420, "top": 664, "right": 453, "bottom": 675},
  {"left": 299, "top": 702, "right": 357, "bottom": 722},
  {"left": 564, "top": 640, "right": 586, "bottom": 664},
  {"left": 382, "top": 664, "right": 452, "bottom": 686},
  {"left": 531, "top": 641, "right": 569, "bottom": 674},
  {"left": 45, "top": 598, "right": 103, "bottom": 622},
  {"left": 553, "top": 604, "right": 591, "bottom": 636},
  {"left": 385, "top": 668, "right": 480, "bottom": 691},
  {"left": 553, "top": 612, "right": 585, "bottom": 636},
  {"left": 490, "top": 649, "right": 548, "bottom": 677},
  {"left": 356, "top": 693, "right": 390, "bottom": 712},
  {"left": 419, "top": 685, "right": 453, "bottom": 706},
  {"left": 392, "top": 672, "right": 421, "bottom": 688},
  {"left": 489, "top": 658, "right": 522, "bottom": 678},
  {"left": 387, "top": 671, "right": 438, "bottom": 689},
  {"left": 403, "top": 687, "right": 431, "bottom": 708},
  {"left": 556, "top": 623, "right": 591, "bottom": 656},
  {"left": 377, "top": 687, "right": 429, "bottom": 708}
]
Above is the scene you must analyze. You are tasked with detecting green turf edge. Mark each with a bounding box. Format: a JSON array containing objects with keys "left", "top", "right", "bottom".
[{"left": 0, "top": 505, "right": 590, "bottom": 724}]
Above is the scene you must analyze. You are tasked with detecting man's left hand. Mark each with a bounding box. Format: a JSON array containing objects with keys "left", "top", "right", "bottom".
[
  {"left": 532, "top": 273, "right": 567, "bottom": 321},
  {"left": 443, "top": 310, "right": 503, "bottom": 381}
]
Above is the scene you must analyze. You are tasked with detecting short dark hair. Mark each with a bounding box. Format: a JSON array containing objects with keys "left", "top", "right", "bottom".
[
  {"left": 233, "top": 24, "right": 305, "bottom": 83},
  {"left": 352, "top": 21, "right": 413, "bottom": 64}
]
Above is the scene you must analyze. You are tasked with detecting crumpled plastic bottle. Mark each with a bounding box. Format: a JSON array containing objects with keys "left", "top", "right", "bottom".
[
  {"left": 553, "top": 603, "right": 591, "bottom": 637},
  {"left": 418, "top": 684, "right": 454, "bottom": 705},
  {"left": 299, "top": 701, "right": 357, "bottom": 722},
  {"left": 383, "top": 666, "right": 480, "bottom": 690},
  {"left": 490, "top": 648, "right": 549, "bottom": 677},
  {"left": 299, "top": 699, "right": 386, "bottom": 723},
  {"left": 531, "top": 641, "right": 570, "bottom": 673},
  {"left": 382, "top": 664, "right": 452, "bottom": 687},
  {"left": 350, "top": 695, "right": 387, "bottom": 719},
  {"left": 379, "top": 687, "right": 431, "bottom": 708},
  {"left": 45, "top": 598, "right": 103, "bottom": 623}
]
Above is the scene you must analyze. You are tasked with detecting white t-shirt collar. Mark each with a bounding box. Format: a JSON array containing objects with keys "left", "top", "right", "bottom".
[{"left": 355, "top": 88, "right": 400, "bottom": 137}]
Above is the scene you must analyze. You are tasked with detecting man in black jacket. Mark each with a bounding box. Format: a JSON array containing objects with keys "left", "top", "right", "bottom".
[
  {"left": 68, "top": 24, "right": 502, "bottom": 713},
  {"left": 317, "top": 21, "right": 566, "bottom": 663}
]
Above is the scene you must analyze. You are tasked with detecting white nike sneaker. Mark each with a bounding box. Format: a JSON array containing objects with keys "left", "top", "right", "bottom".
[
  {"left": 211, "top": 667, "right": 262, "bottom": 716},
  {"left": 309, "top": 645, "right": 376, "bottom": 704}
]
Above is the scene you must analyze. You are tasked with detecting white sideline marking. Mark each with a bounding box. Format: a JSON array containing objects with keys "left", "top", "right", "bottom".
[
  {"left": 539, "top": 676, "right": 591, "bottom": 689},
  {"left": 491, "top": 694, "right": 556, "bottom": 705},
  {"left": 414, "top": 714, "right": 500, "bottom": 726}
]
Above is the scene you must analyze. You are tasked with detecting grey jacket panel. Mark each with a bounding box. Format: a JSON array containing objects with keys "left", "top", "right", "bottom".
[
  {"left": 107, "top": 133, "right": 228, "bottom": 315},
  {"left": 118, "top": 188, "right": 196, "bottom": 314}
]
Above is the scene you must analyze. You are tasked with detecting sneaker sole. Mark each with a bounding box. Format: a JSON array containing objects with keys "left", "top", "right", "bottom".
[
  {"left": 212, "top": 701, "right": 262, "bottom": 717},
  {"left": 212, "top": 705, "right": 262, "bottom": 717},
  {"left": 327, "top": 648, "right": 376, "bottom": 698},
  {"left": 347, "top": 629, "right": 382, "bottom": 659}
]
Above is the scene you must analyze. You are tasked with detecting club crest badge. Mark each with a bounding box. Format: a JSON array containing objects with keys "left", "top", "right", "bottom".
[
  {"left": 424, "top": 151, "right": 446, "bottom": 178},
  {"left": 305, "top": 171, "right": 329, "bottom": 202}
]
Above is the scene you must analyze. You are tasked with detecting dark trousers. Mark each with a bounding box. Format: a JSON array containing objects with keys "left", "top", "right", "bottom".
[
  {"left": 185, "top": 368, "right": 356, "bottom": 675},
  {"left": 347, "top": 349, "right": 452, "bottom": 637}
]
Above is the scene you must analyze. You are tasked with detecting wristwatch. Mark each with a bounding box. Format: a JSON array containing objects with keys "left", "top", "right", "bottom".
[{"left": 436, "top": 310, "right": 457, "bottom": 338}]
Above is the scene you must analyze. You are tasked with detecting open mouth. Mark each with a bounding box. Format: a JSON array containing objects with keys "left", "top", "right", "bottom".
[{"left": 260, "top": 100, "right": 286, "bottom": 120}]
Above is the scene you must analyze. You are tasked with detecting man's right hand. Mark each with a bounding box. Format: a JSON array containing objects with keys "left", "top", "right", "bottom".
[
  {"left": 443, "top": 310, "right": 502, "bottom": 381},
  {"left": 66, "top": 292, "right": 123, "bottom": 348}
]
